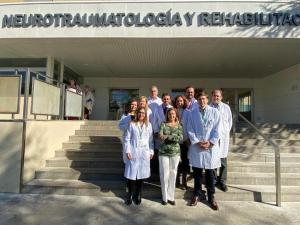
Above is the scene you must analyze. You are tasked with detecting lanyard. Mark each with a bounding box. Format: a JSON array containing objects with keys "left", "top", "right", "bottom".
[
  {"left": 199, "top": 109, "right": 209, "bottom": 141},
  {"left": 199, "top": 109, "right": 209, "bottom": 128},
  {"left": 137, "top": 122, "right": 145, "bottom": 139}
]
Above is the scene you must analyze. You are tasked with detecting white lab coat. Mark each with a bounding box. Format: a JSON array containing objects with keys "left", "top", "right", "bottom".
[
  {"left": 152, "top": 104, "right": 173, "bottom": 149},
  {"left": 118, "top": 114, "right": 134, "bottom": 163},
  {"left": 123, "top": 122, "right": 154, "bottom": 180},
  {"left": 210, "top": 102, "right": 233, "bottom": 158},
  {"left": 148, "top": 96, "right": 162, "bottom": 114},
  {"left": 187, "top": 105, "right": 221, "bottom": 169},
  {"left": 84, "top": 91, "right": 95, "bottom": 113}
]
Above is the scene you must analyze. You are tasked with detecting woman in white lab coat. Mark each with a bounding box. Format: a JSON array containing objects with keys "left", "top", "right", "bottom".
[
  {"left": 123, "top": 107, "right": 154, "bottom": 205},
  {"left": 118, "top": 99, "right": 138, "bottom": 163}
]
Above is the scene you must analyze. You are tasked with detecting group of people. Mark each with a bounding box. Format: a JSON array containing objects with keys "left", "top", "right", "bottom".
[
  {"left": 118, "top": 86, "right": 232, "bottom": 210},
  {"left": 66, "top": 79, "right": 95, "bottom": 120}
]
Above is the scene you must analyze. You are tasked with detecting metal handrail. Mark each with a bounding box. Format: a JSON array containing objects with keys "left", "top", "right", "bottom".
[
  {"left": 232, "top": 109, "right": 281, "bottom": 207},
  {"left": 32, "top": 70, "right": 62, "bottom": 85}
]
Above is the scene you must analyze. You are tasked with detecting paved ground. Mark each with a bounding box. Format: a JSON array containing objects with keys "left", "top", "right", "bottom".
[{"left": 0, "top": 193, "right": 299, "bottom": 225}]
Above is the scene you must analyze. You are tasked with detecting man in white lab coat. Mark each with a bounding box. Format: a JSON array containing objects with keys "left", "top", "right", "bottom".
[
  {"left": 210, "top": 89, "right": 232, "bottom": 192},
  {"left": 187, "top": 91, "right": 221, "bottom": 210},
  {"left": 148, "top": 85, "right": 163, "bottom": 115}
]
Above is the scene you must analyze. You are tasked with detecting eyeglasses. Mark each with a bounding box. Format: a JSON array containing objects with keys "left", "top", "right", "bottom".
[{"left": 138, "top": 112, "right": 146, "bottom": 114}]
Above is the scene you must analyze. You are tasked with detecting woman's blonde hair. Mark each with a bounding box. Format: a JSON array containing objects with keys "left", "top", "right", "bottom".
[
  {"left": 139, "top": 96, "right": 149, "bottom": 110},
  {"left": 133, "top": 106, "right": 149, "bottom": 126}
]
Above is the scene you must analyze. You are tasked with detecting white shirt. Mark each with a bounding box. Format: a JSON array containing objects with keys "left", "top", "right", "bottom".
[{"left": 148, "top": 96, "right": 162, "bottom": 114}]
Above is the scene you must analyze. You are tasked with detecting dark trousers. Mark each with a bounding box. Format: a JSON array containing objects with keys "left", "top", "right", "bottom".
[
  {"left": 178, "top": 143, "right": 190, "bottom": 174},
  {"left": 217, "top": 158, "right": 227, "bottom": 185},
  {"left": 193, "top": 167, "right": 215, "bottom": 202},
  {"left": 151, "top": 149, "right": 159, "bottom": 175},
  {"left": 126, "top": 179, "right": 144, "bottom": 200},
  {"left": 84, "top": 107, "right": 90, "bottom": 120}
]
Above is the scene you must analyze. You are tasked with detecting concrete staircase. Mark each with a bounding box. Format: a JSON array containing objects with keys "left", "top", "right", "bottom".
[{"left": 23, "top": 121, "right": 300, "bottom": 202}]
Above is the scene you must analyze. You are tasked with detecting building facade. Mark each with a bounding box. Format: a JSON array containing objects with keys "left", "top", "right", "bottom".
[{"left": 0, "top": 0, "right": 300, "bottom": 123}]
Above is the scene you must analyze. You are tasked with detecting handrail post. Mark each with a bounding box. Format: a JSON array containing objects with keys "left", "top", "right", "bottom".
[
  {"left": 81, "top": 92, "right": 85, "bottom": 120},
  {"left": 60, "top": 84, "right": 66, "bottom": 120},
  {"left": 232, "top": 112, "right": 236, "bottom": 145},
  {"left": 232, "top": 108, "right": 281, "bottom": 207},
  {"left": 19, "top": 68, "right": 31, "bottom": 193},
  {"left": 275, "top": 147, "right": 281, "bottom": 207}
]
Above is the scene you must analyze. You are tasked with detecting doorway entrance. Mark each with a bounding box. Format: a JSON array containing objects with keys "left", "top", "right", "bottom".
[{"left": 222, "top": 89, "right": 253, "bottom": 122}]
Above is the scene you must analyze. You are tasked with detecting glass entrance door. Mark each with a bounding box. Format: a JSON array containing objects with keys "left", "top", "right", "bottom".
[
  {"left": 222, "top": 88, "right": 253, "bottom": 122},
  {"left": 109, "top": 89, "right": 139, "bottom": 120}
]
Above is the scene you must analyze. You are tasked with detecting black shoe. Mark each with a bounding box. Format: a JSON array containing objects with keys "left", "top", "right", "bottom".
[
  {"left": 168, "top": 200, "right": 176, "bottom": 206},
  {"left": 190, "top": 195, "right": 198, "bottom": 206},
  {"left": 208, "top": 199, "right": 219, "bottom": 211},
  {"left": 216, "top": 182, "right": 228, "bottom": 192},
  {"left": 133, "top": 198, "right": 142, "bottom": 205},
  {"left": 125, "top": 198, "right": 132, "bottom": 205},
  {"left": 161, "top": 200, "right": 167, "bottom": 205},
  {"left": 199, "top": 191, "right": 207, "bottom": 202},
  {"left": 182, "top": 174, "right": 188, "bottom": 190}
]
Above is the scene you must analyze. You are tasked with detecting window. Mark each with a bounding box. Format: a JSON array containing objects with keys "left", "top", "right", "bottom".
[
  {"left": 0, "top": 68, "right": 46, "bottom": 95},
  {"left": 109, "top": 89, "right": 139, "bottom": 120},
  {"left": 239, "top": 94, "right": 251, "bottom": 112}
]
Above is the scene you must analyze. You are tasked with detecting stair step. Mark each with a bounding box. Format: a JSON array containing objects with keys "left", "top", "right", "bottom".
[
  {"left": 228, "top": 153, "right": 300, "bottom": 163},
  {"left": 235, "top": 132, "right": 300, "bottom": 140},
  {"left": 75, "top": 130, "right": 123, "bottom": 136},
  {"left": 226, "top": 172, "right": 300, "bottom": 185},
  {"left": 62, "top": 142, "right": 122, "bottom": 150},
  {"left": 230, "top": 145, "right": 300, "bottom": 154},
  {"left": 234, "top": 138, "right": 300, "bottom": 147},
  {"left": 69, "top": 136, "right": 122, "bottom": 143},
  {"left": 35, "top": 167, "right": 123, "bottom": 180},
  {"left": 80, "top": 125, "right": 119, "bottom": 130},
  {"left": 24, "top": 120, "right": 300, "bottom": 202},
  {"left": 83, "top": 121, "right": 119, "bottom": 126},
  {"left": 46, "top": 157, "right": 123, "bottom": 168},
  {"left": 236, "top": 123, "right": 300, "bottom": 129},
  {"left": 228, "top": 162, "right": 300, "bottom": 173},
  {"left": 55, "top": 150, "right": 121, "bottom": 158},
  {"left": 22, "top": 179, "right": 300, "bottom": 202},
  {"left": 236, "top": 127, "right": 300, "bottom": 134}
]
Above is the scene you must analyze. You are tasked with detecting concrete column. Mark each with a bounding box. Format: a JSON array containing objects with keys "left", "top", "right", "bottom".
[
  {"left": 59, "top": 63, "right": 64, "bottom": 83},
  {"left": 234, "top": 90, "right": 239, "bottom": 112},
  {"left": 59, "top": 63, "right": 65, "bottom": 120},
  {"left": 46, "top": 56, "right": 55, "bottom": 78},
  {"left": 251, "top": 89, "right": 255, "bottom": 123}
]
